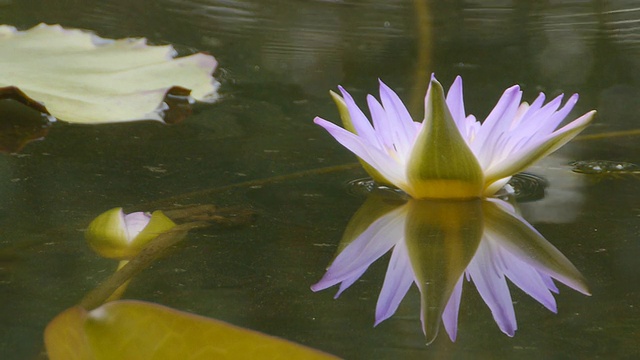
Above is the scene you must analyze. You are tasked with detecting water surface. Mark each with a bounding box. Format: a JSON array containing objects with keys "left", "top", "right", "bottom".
[{"left": 0, "top": 1, "right": 639, "bottom": 359}]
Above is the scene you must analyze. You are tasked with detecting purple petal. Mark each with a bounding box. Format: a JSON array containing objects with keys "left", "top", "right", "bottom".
[
  {"left": 375, "top": 241, "right": 414, "bottom": 326},
  {"left": 536, "top": 94, "right": 579, "bottom": 135},
  {"left": 442, "top": 276, "right": 464, "bottom": 342},
  {"left": 467, "top": 241, "right": 517, "bottom": 337},
  {"left": 367, "top": 95, "right": 395, "bottom": 151},
  {"left": 483, "top": 110, "right": 595, "bottom": 190},
  {"left": 338, "top": 86, "right": 380, "bottom": 146},
  {"left": 334, "top": 267, "right": 368, "bottom": 298},
  {"left": 496, "top": 245, "right": 557, "bottom": 312},
  {"left": 378, "top": 80, "right": 417, "bottom": 159},
  {"left": 123, "top": 211, "right": 151, "bottom": 241},
  {"left": 540, "top": 273, "right": 559, "bottom": 294},
  {"left": 482, "top": 198, "right": 591, "bottom": 295},
  {"left": 310, "top": 205, "right": 406, "bottom": 292},
  {"left": 445, "top": 76, "right": 468, "bottom": 135},
  {"left": 502, "top": 94, "right": 578, "bottom": 158},
  {"left": 515, "top": 92, "right": 547, "bottom": 127},
  {"left": 314, "top": 117, "right": 405, "bottom": 185},
  {"left": 470, "top": 85, "right": 523, "bottom": 168},
  {"left": 517, "top": 93, "right": 561, "bottom": 131}
]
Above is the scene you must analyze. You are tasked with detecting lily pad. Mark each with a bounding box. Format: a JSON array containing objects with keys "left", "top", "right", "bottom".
[
  {"left": 0, "top": 23, "right": 219, "bottom": 124},
  {"left": 45, "top": 300, "right": 338, "bottom": 360}
]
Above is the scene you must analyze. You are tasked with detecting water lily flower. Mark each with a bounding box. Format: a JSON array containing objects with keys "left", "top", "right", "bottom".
[
  {"left": 314, "top": 76, "right": 596, "bottom": 199},
  {"left": 85, "top": 207, "right": 176, "bottom": 260},
  {"left": 311, "top": 190, "right": 590, "bottom": 343}
]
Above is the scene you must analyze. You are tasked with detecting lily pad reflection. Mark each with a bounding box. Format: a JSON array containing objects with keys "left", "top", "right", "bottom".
[{"left": 312, "top": 190, "right": 589, "bottom": 344}]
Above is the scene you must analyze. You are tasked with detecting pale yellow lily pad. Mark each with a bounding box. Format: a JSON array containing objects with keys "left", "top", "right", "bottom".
[
  {"left": 0, "top": 23, "right": 219, "bottom": 124},
  {"left": 45, "top": 300, "right": 339, "bottom": 360}
]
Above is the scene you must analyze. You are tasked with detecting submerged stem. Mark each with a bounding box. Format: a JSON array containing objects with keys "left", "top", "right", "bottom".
[{"left": 79, "top": 221, "right": 208, "bottom": 310}]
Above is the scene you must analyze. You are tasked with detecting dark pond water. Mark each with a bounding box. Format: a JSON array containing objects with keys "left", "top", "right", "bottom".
[{"left": 1, "top": 1, "right": 639, "bottom": 359}]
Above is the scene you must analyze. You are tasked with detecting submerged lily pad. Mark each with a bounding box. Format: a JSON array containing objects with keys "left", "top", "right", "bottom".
[
  {"left": 0, "top": 93, "right": 51, "bottom": 152},
  {"left": 0, "top": 23, "right": 219, "bottom": 124},
  {"left": 45, "top": 300, "right": 338, "bottom": 360}
]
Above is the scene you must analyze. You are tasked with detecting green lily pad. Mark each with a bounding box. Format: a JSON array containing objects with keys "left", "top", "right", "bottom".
[{"left": 0, "top": 23, "right": 219, "bottom": 124}]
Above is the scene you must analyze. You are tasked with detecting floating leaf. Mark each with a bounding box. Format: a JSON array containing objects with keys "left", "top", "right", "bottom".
[
  {"left": 45, "top": 300, "right": 338, "bottom": 360},
  {"left": 0, "top": 23, "right": 219, "bottom": 124}
]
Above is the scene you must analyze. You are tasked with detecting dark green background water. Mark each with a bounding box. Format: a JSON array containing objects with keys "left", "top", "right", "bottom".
[{"left": 0, "top": 1, "right": 639, "bottom": 359}]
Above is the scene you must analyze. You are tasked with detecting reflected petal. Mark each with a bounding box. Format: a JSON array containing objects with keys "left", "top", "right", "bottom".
[
  {"left": 405, "top": 199, "right": 483, "bottom": 343},
  {"left": 442, "top": 276, "right": 464, "bottom": 342},
  {"left": 334, "top": 267, "right": 367, "bottom": 299},
  {"left": 312, "top": 194, "right": 589, "bottom": 344},
  {"left": 375, "top": 241, "right": 413, "bottom": 325},
  {"left": 494, "top": 241, "right": 558, "bottom": 312},
  {"left": 311, "top": 203, "right": 406, "bottom": 292},
  {"left": 467, "top": 240, "right": 517, "bottom": 337},
  {"left": 482, "top": 198, "right": 590, "bottom": 295}
]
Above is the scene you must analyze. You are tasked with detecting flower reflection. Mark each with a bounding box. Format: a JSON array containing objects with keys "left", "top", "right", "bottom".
[{"left": 311, "top": 190, "right": 589, "bottom": 343}]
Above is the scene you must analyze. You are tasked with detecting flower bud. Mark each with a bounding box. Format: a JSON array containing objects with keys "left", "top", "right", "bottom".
[{"left": 85, "top": 207, "right": 176, "bottom": 259}]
